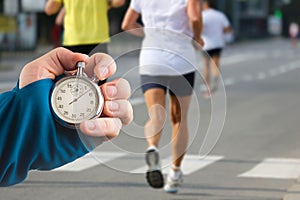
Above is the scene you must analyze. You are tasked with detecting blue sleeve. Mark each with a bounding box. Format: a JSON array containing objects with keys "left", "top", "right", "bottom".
[{"left": 0, "top": 79, "right": 89, "bottom": 186}]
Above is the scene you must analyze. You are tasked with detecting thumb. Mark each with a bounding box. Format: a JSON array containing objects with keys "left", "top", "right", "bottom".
[{"left": 20, "top": 47, "right": 88, "bottom": 88}]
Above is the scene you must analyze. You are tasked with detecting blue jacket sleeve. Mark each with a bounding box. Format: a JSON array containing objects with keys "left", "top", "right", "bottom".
[{"left": 0, "top": 79, "right": 89, "bottom": 186}]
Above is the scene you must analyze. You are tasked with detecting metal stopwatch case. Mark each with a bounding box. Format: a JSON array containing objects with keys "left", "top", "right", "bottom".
[{"left": 51, "top": 62, "right": 104, "bottom": 127}]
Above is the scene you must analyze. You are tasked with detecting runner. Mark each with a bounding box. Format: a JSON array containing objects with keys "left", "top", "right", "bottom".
[
  {"left": 122, "top": 0, "right": 203, "bottom": 193},
  {"left": 289, "top": 22, "right": 299, "bottom": 47},
  {"left": 201, "top": 0, "right": 232, "bottom": 98}
]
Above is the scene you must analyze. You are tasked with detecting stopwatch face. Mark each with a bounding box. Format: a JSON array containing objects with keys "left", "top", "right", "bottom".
[{"left": 51, "top": 76, "right": 104, "bottom": 125}]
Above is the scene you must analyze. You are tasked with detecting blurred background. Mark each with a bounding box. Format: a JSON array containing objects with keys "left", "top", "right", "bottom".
[
  {"left": 1, "top": 1, "right": 300, "bottom": 199},
  {"left": 0, "top": 0, "right": 298, "bottom": 51}
]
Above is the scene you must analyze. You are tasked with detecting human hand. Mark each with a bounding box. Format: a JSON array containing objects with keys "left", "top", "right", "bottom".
[{"left": 20, "top": 47, "right": 133, "bottom": 140}]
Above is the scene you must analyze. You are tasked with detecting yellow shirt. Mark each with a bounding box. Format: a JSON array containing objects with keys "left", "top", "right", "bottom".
[{"left": 55, "top": 0, "right": 109, "bottom": 46}]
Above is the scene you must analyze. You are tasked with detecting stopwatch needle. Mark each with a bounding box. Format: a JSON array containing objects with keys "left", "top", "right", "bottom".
[{"left": 69, "top": 89, "right": 91, "bottom": 105}]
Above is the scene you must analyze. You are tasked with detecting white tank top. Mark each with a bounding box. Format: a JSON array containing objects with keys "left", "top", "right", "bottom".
[{"left": 130, "top": 0, "right": 197, "bottom": 76}]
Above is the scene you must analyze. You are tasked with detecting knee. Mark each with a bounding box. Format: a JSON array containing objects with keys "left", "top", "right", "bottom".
[
  {"left": 146, "top": 104, "right": 167, "bottom": 128},
  {"left": 145, "top": 117, "right": 166, "bottom": 135},
  {"left": 148, "top": 104, "right": 167, "bottom": 121}
]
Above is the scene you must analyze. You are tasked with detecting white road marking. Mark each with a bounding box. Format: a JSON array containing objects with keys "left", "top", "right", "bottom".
[
  {"left": 124, "top": 58, "right": 299, "bottom": 106},
  {"left": 222, "top": 54, "right": 251, "bottom": 65},
  {"left": 287, "top": 63, "right": 296, "bottom": 71},
  {"left": 257, "top": 72, "right": 266, "bottom": 80},
  {"left": 53, "top": 151, "right": 128, "bottom": 172},
  {"left": 269, "top": 69, "right": 280, "bottom": 77},
  {"left": 129, "top": 97, "right": 145, "bottom": 106},
  {"left": 279, "top": 66, "right": 287, "bottom": 74},
  {"left": 130, "top": 155, "right": 224, "bottom": 175},
  {"left": 239, "top": 158, "right": 300, "bottom": 179},
  {"left": 222, "top": 52, "right": 268, "bottom": 66},
  {"left": 52, "top": 151, "right": 300, "bottom": 181},
  {"left": 271, "top": 51, "right": 282, "bottom": 58},
  {"left": 242, "top": 74, "right": 253, "bottom": 82},
  {"left": 224, "top": 78, "right": 235, "bottom": 86}
]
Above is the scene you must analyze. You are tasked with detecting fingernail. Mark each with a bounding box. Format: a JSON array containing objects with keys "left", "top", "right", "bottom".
[
  {"left": 85, "top": 121, "right": 96, "bottom": 131},
  {"left": 106, "top": 86, "right": 117, "bottom": 98},
  {"left": 108, "top": 101, "right": 119, "bottom": 111},
  {"left": 100, "top": 67, "right": 108, "bottom": 78}
]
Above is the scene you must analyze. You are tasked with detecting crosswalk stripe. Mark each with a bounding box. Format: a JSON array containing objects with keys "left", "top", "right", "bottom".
[
  {"left": 53, "top": 152, "right": 300, "bottom": 180},
  {"left": 239, "top": 158, "right": 300, "bottom": 179},
  {"left": 53, "top": 151, "right": 128, "bottom": 172},
  {"left": 130, "top": 155, "right": 224, "bottom": 175}
]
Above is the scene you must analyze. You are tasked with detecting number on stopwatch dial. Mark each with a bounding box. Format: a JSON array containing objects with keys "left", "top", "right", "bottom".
[{"left": 51, "top": 76, "right": 104, "bottom": 125}]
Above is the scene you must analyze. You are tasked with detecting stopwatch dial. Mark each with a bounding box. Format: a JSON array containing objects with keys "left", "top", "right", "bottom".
[
  {"left": 52, "top": 77, "right": 103, "bottom": 124},
  {"left": 71, "top": 84, "right": 83, "bottom": 97}
]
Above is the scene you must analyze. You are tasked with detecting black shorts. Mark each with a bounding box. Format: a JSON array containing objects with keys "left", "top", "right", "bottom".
[
  {"left": 63, "top": 43, "right": 108, "bottom": 55},
  {"left": 205, "top": 48, "right": 223, "bottom": 57},
  {"left": 140, "top": 72, "right": 195, "bottom": 96}
]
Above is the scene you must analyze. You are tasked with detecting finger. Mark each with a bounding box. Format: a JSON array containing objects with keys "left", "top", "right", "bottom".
[
  {"left": 20, "top": 47, "right": 88, "bottom": 88},
  {"left": 103, "top": 99, "right": 133, "bottom": 125},
  {"left": 84, "top": 53, "right": 117, "bottom": 80},
  {"left": 101, "top": 78, "right": 131, "bottom": 100},
  {"left": 79, "top": 118, "right": 122, "bottom": 140},
  {"left": 36, "top": 47, "right": 88, "bottom": 76}
]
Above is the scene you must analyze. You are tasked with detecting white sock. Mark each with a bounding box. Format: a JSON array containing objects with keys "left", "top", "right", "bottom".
[
  {"left": 147, "top": 145, "right": 158, "bottom": 152},
  {"left": 172, "top": 165, "right": 181, "bottom": 172},
  {"left": 170, "top": 166, "right": 182, "bottom": 179}
]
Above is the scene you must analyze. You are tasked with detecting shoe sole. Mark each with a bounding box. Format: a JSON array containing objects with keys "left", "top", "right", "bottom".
[
  {"left": 164, "top": 187, "right": 178, "bottom": 193},
  {"left": 164, "top": 179, "right": 183, "bottom": 193},
  {"left": 146, "top": 170, "right": 164, "bottom": 188},
  {"left": 145, "top": 150, "right": 164, "bottom": 188}
]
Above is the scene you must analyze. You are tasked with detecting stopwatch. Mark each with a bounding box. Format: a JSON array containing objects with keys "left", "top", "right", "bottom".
[{"left": 51, "top": 62, "right": 104, "bottom": 127}]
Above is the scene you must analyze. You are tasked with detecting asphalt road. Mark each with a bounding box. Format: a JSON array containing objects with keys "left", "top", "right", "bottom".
[{"left": 1, "top": 38, "right": 300, "bottom": 200}]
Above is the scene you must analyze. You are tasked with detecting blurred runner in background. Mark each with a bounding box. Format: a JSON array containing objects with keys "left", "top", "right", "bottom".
[
  {"left": 289, "top": 22, "right": 299, "bottom": 48},
  {"left": 201, "top": 0, "right": 232, "bottom": 98},
  {"left": 45, "top": 0, "right": 125, "bottom": 85},
  {"left": 45, "top": 0, "right": 125, "bottom": 55}
]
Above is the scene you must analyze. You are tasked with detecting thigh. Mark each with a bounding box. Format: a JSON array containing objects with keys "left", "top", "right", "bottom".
[
  {"left": 144, "top": 88, "right": 167, "bottom": 119},
  {"left": 211, "top": 54, "right": 221, "bottom": 67},
  {"left": 141, "top": 75, "right": 168, "bottom": 111}
]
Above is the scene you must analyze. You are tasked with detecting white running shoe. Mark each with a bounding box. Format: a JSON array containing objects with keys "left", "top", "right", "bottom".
[
  {"left": 145, "top": 146, "right": 164, "bottom": 188},
  {"left": 164, "top": 169, "right": 183, "bottom": 193}
]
